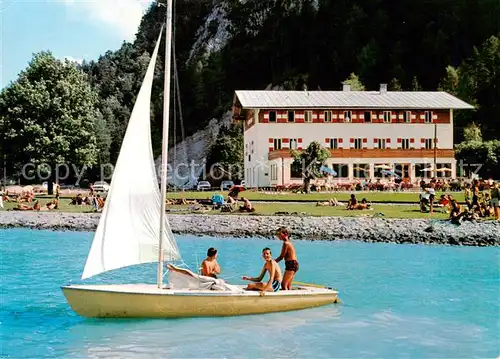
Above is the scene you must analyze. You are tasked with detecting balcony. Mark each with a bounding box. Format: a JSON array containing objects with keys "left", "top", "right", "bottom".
[{"left": 268, "top": 148, "right": 455, "bottom": 160}]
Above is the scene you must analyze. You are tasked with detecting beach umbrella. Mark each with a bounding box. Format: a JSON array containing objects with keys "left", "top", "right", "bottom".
[
  {"left": 381, "top": 170, "right": 401, "bottom": 178},
  {"left": 320, "top": 166, "right": 337, "bottom": 176},
  {"left": 374, "top": 164, "right": 392, "bottom": 170}
]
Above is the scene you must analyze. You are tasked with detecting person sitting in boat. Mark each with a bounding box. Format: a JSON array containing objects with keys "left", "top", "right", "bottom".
[
  {"left": 201, "top": 247, "right": 221, "bottom": 278},
  {"left": 242, "top": 247, "right": 282, "bottom": 294},
  {"left": 274, "top": 227, "right": 299, "bottom": 290}
]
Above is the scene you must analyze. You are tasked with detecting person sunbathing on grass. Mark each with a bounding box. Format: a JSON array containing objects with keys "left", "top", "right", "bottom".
[
  {"left": 242, "top": 247, "right": 282, "bottom": 294},
  {"left": 239, "top": 197, "right": 255, "bottom": 212},
  {"left": 346, "top": 194, "right": 358, "bottom": 210},
  {"left": 316, "top": 198, "right": 340, "bottom": 206},
  {"left": 16, "top": 200, "right": 40, "bottom": 211}
]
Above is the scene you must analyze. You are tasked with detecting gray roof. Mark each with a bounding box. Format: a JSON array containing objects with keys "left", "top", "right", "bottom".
[{"left": 234, "top": 90, "right": 474, "bottom": 110}]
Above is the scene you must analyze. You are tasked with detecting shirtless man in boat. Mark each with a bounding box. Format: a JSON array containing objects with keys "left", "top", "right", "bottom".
[
  {"left": 201, "top": 247, "right": 220, "bottom": 278},
  {"left": 242, "top": 248, "right": 282, "bottom": 294},
  {"left": 274, "top": 227, "right": 299, "bottom": 290}
]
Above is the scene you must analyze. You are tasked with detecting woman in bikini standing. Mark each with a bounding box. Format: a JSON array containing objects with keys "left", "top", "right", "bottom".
[{"left": 274, "top": 227, "right": 299, "bottom": 290}]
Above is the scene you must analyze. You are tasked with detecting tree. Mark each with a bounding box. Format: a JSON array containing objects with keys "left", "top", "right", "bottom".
[
  {"left": 411, "top": 76, "right": 422, "bottom": 91},
  {"left": 342, "top": 73, "right": 365, "bottom": 90},
  {"left": 290, "top": 141, "right": 330, "bottom": 193},
  {"left": 389, "top": 78, "right": 402, "bottom": 91},
  {"left": 205, "top": 123, "right": 244, "bottom": 180},
  {"left": 455, "top": 124, "right": 500, "bottom": 178},
  {"left": 438, "top": 65, "right": 460, "bottom": 95},
  {"left": 0, "top": 52, "right": 100, "bottom": 193}
]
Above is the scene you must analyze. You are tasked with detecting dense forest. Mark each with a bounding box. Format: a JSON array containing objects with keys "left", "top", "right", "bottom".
[{"left": 1, "top": 0, "right": 499, "bottom": 183}]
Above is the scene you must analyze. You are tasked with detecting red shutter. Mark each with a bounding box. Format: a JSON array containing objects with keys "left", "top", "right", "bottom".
[
  {"left": 325, "top": 138, "right": 330, "bottom": 144},
  {"left": 282, "top": 138, "right": 289, "bottom": 143},
  {"left": 269, "top": 138, "right": 273, "bottom": 143},
  {"left": 410, "top": 138, "right": 415, "bottom": 143},
  {"left": 373, "top": 138, "right": 378, "bottom": 143},
  {"left": 298, "top": 138, "right": 302, "bottom": 143},
  {"left": 397, "top": 138, "right": 402, "bottom": 143},
  {"left": 269, "top": 147, "right": 274, "bottom": 152},
  {"left": 363, "top": 138, "right": 367, "bottom": 143},
  {"left": 386, "top": 138, "right": 391, "bottom": 143},
  {"left": 421, "top": 138, "right": 425, "bottom": 143},
  {"left": 338, "top": 138, "right": 343, "bottom": 143},
  {"left": 350, "top": 138, "right": 354, "bottom": 143}
]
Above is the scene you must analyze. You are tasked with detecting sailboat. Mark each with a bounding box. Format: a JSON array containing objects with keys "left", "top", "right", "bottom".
[{"left": 61, "top": 0, "right": 339, "bottom": 318}]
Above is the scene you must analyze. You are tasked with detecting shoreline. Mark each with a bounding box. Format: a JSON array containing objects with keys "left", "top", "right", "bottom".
[{"left": 0, "top": 212, "right": 499, "bottom": 246}]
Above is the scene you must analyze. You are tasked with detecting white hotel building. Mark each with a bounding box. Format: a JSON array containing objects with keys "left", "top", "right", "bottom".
[{"left": 232, "top": 86, "right": 473, "bottom": 188}]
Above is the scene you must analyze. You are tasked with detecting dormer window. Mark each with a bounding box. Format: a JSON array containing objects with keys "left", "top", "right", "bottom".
[
  {"left": 325, "top": 111, "right": 332, "bottom": 122},
  {"left": 287, "top": 111, "right": 295, "bottom": 122}
]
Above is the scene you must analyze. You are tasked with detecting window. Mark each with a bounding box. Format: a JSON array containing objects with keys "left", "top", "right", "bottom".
[
  {"left": 425, "top": 111, "right": 432, "bottom": 123},
  {"left": 383, "top": 111, "right": 392, "bottom": 123},
  {"left": 287, "top": 111, "right": 295, "bottom": 122},
  {"left": 332, "top": 164, "right": 349, "bottom": 178},
  {"left": 290, "top": 138, "right": 298, "bottom": 150},
  {"left": 374, "top": 165, "right": 391, "bottom": 178},
  {"left": 377, "top": 138, "right": 386, "bottom": 149},
  {"left": 290, "top": 162, "right": 302, "bottom": 179},
  {"left": 273, "top": 138, "right": 282, "bottom": 150},
  {"left": 436, "top": 163, "right": 451, "bottom": 178},
  {"left": 269, "top": 111, "right": 277, "bottom": 122},
  {"left": 329, "top": 138, "right": 338, "bottom": 150},
  {"left": 424, "top": 138, "right": 433, "bottom": 150},
  {"left": 353, "top": 164, "right": 369, "bottom": 178},
  {"left": 364, "top": 111, "right": 372, "bottom": 123},
  {"left": 344, "top": 111, "right": 352, "bottom": 122},
  {"left": 251, "top": 140, "right": 254, "bottom": 154},
  {"left": 304, "top": 111, "right": 312, "bottom": 123},
  {"left": 324, "top": 111, "right": 332, "bottom": 122},
  {"left": 270, "top": 164, "right": 278, "bottom": 180},
  {"left": 354, "top": 138, "right": 363, "bottom": 150},
  {"left": 401, "top": 138, "right": 410, "bottom": 149},
  {"left": 403, "top": 111, "right": 411, "bottom": 123}
]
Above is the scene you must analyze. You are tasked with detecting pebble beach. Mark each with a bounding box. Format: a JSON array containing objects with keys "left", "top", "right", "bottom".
[{"left": 1, "top": 211, "right": 498, "bottom": 246}]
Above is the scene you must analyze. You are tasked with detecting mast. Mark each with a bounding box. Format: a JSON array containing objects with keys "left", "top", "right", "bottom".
[
  {"left": 157, "top": 0, "right": 173, "bottom": 288},
  {"left": 433, "top": 122, "right": 437, "bottom": 177}
]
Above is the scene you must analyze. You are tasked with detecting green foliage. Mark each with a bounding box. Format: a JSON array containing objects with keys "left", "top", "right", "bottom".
[
  {"left": 205, "top": 123, "right": 244, "bottom": 179},
  {"left": 342, "top": 73, "right": 365, "bottom": 91},
  {"left": 463, "top": 123, "right": 482, "bottom": 142},
  {"left": 411, "top": 76, "right": 422, "bottom": 91},
  {"left": 291, "top": 141, "right": 330, "bottom": 193},
  {"left": 455, "top": 125, "right": 500, "bottom": 178},
  {"left": 389, "top": 78, "right": 402, "bottom": 91},
  {"left": 0, "top": 51, "right": 100, "bottom": 188}
]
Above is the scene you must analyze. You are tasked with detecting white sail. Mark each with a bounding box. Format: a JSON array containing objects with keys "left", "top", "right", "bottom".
[{"left": 82, "top": 27, "right": 180, "bottom": 280}]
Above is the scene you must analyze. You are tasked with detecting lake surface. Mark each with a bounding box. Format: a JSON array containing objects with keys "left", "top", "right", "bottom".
[{"left": 1, "top": 228, "right": 499, "bottom": 358}]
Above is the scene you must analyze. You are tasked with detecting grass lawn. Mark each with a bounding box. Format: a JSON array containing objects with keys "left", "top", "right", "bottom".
[
  {"left": 1, "top": 196, "right": 453, "bottom": 219},
  {"left": 164, "top": 190, "right": 466, "bottom": 203}
]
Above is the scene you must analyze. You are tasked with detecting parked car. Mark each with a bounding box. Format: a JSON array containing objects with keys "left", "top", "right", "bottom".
[
  {"left": 220, "top": 180, "right": 234, "bottom": 191},
  {"left": 196, "top": 181, "right": 211, "bottom": 191},
  {"left": 93, "top": 181, "right": 110, "bottom": 192}
]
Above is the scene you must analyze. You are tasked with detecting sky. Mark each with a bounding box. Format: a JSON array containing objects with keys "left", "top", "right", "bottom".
[{"left": 0, "top": 0, "right": 155, "bottom": 89}]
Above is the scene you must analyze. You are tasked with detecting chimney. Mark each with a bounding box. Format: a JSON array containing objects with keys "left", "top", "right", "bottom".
[
  {"left": 342, "top": 84, "right": 351, "bottom": 92},
  {"left": 380, "top": 83, "right": 387, "bottom": 94}
]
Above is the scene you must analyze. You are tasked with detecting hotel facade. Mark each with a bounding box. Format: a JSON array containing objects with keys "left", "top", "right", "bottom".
[{"left": 232, "top": 86, "right": 473, "bottom": 188}]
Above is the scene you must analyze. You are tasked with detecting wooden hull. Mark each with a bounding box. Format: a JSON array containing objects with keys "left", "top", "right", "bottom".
[{"left": 61, "top": 284, "right": 339, "bottom": 318}]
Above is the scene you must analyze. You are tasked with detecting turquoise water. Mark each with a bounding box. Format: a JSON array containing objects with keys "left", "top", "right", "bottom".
[{"left": 1, "top": 228, "right": 499, "bottom": 358}]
